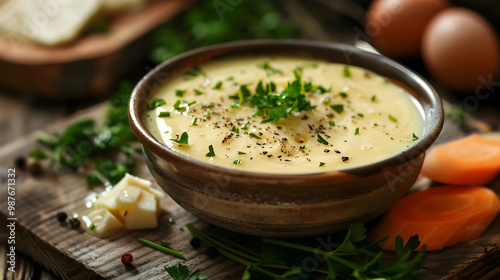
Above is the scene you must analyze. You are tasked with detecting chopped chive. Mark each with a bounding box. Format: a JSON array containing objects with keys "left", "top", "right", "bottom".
[
  {"left": 237, "top": 151, "right": 246, "bottom": 155},
  {"left": 231, "top": 103, "right": 240, "bottom": 108},
  {"left": 206, "top": 145, "right": 215, "bottom": 157},
  {"left": 317, "top": 134, "right": 329, "bottom": 145},
  {"left": 175, "top": 90, "right": 186, "bottom": 97},
  {"left": 192, "top": 118, "right": 198, "bottom": 126},
  {"left": 90, "top": 224, "right": 96, "bottom": 230},
  {"left": 160, "top": 240, "right": 172, "bottom": 248},
  {"left": 213, "top": 81, "right": 222, "bottom": 90},
  {"left": 330, "top": 104, "right": 344, "bottom": 114},
  {"left": 147, "top": 98, "right": 166, "bottom": 111},
  {"left": 355, "top": 127, "right": 359, "bottom": 135},
  {"left": 187, "top": 101, "right": 197, "bottom": 106},
  {"left": 158, "top": 112, "right": 170, "bottom": 117},
  {"left": 389, "top": 114, "right": 398, "bottom": 123},
  {"left": 242, "top": 121, "right": 250, "bottom": 130},
  {"left": 233, "top": 159, "right": 241, "bottom": 165},
  {"left": 319, "top": 162, "right": 325, "bottom": 167},
  {"left": 227, "top": 76, "right": 234, "bottom": 81},
  {"left": 231, "top": 126, "right": 240, "bottom": 134},
  {"left": 204, "top": 110, "right": 210, "bottom": 117},
  {"left": 173, "top": 100, "right": 186, "bottom": 112},
  {"left": 371, "top": 95, "right": 377, "bottom": 102},
  {"left": 170, "top": 132, "right": 189, "bottom": 144},
  {"left": 249, "top": 133, "right": 261, "bottom": 139},
  {"left": 137, "top": 237, "right": 185, "bottom": 259},
  {"left": 412, "top": 133, "right": 419, "bottom": 141},
  {"left": 194, "top": 89, "right": 204, "bottom": 96},
  {"left": 329, "top": 121, "right": 335, "bottom": 127},
  {"left": 339, "top": 92, "right": 348, "bottom": 98},
  {"left": 357, "top": 113, "right": 364, "bottom": 118},
  {"left": 343, "top": 66, "right": 351, "bottom": 77}
]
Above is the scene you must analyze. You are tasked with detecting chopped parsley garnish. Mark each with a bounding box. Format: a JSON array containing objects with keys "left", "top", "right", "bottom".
[
  {"left": 170, "top": 132, "right": 189, "bottom": 144},
  {"left": 192, "top": 118, "right": 198, "bottom": 126},
  {"left": 412, "top": 133, "right": 419, "bottom": 141},
  {"left": 227, "top": 76, "right": 234, "bottom": 81},
  {"left": 249, "top": 133, "right": 261, "bottom": 139},
  {"left": 317, "top": 134, "right": 329, "bottom": 145},
  {"left": 238, "top": 151, "right": 246, "bottom": 155},
  {"left": 90, "top": 223, "right": 96, "bottom": 230},
  {"left": 355, "top": 127, "right": 359, "bottom": 135},
  {"left": 165, "top": 263, "right": 209, "bottom": 280},
  {"left": 339, "top": 92, "right": 348, "bottom": 98},
  {"left": 257, "top": 62, "right": 282, "bottom": 76},
  {"left": 230, "top": 103, "right": 240, "bottom": 108},
  {"left": 319, "top": 162, "right": 325, "bottom": 167},
  {"left": 329, "top": 121, "right": 335, "bottom": 127},
  {"left": 371, "top": 95, "right": 377, "bottom": 102},
  {"left": 330, "top": 104, "right": 344, "bottom": 114},
  {"left": 176, "top": 90, "right": 186, "bottom": 97},
  {"left": 213, "top": 81, "right": 222, "bottom": 90},
  {"left": 343, "top": 65, "right": 351, "bottom": 77},
  {"left": 158, "top": 112, "right": 171, "bottom": 117},
  {"left": 204, "top": 110, "right": 210, "bottom": 117},
  {"left": 187, "top": 101, "right": 197, "bottom": 106},
  {"left": 358, "top": 113, "right": 364, "bottom": 118},
  {"left": 184, "top": 67, "right": 205, "bottom": 79},
  {"left": 242, "top": 121, "right": 250, "bottom": 130},
  {"left": 147, "top": 98, "right": 166, "bottom": 111},
  {"left": 194, "top": 89, "right": 204, "bottom": 96},
  {"left": 233, "top": 159, "right": 241, "bottom": 165},
  {"left": 389, "top": 114, "right": 398, "bottom": 123},
  {"left": 205, "top": 145, "right": 215, "bottom": 157},
  {"left": 304, "top": 82, "right": 331, "bottom": 94},
  {"left": 231, "top": 126, "right": 239, "bottom": 134},
  {"left": 323, "top": 97, "right": 331, "bottom": 105}
]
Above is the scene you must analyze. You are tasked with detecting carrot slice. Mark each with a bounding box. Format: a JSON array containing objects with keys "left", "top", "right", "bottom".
[
  {"left": 421, "top": 134, "right": 500, "bottom": 185},
  {"left": 368, "top": 185, "right": 500, "bottom": 251}
]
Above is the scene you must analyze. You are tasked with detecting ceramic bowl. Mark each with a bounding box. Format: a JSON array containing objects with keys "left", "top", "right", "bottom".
[{"left": 129, "top": 40, "right": 443, "bottom": 237}]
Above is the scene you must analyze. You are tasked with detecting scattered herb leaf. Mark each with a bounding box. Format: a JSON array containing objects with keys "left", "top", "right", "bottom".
[
  {"left": 147, "top": 98, "right": 166, "bottom": 111},
  {"left": 170, "top": 132, "right": 189, "bottom": 144},
  {"left": 389, "top": 114, "right": 398, "bottom": 123},
  {"left": 330, "top": 104, "right": 344, "bottom": 114},
  {"left": 317, "top": 134, "right": 329, "bottom": 145},
  {"left": 213, "top": 81, "right": 222, "bottom": 90},
  {"left": 159, "top": 112, "right": 171, "bottom": 117},
  {"left": 206, "top": 145, "right": 215, "bottom": 157}
]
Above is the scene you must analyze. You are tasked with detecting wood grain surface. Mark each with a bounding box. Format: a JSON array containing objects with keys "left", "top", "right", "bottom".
[{"left": 0, "top": 101, "right": 499, "bottom": 280}]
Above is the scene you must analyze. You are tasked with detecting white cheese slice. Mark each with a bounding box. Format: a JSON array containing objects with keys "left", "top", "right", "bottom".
[{"left": 123, "top": 190, "right": 158, "bottom": 230}]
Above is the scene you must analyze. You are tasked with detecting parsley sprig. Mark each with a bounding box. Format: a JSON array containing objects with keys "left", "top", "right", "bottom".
[
  {"left": 30, "top": 82, "right": 141, "bottom": 186},
  {"left": 165, "top": 263, "right": 210, "bottom": 280},
  {"left": 186, "top": 223, "right": 426, "bottom": 280}
]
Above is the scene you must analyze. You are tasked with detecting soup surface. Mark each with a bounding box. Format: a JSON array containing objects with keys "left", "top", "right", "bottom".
[{"left": 146, "top": 56, "right": 424, "bottom": 174}]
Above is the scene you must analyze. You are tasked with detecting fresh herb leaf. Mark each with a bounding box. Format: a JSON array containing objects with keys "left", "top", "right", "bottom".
[
  {"left": 194, "top": 89, "right": 204, "bottom": 96},
  {"left": 446, "top": 105, "right": 467, "bottom": 127},
  {"left": 319, "top": 162, "right": 325, "bottom": 167},
  {"left": 148, "top": 98, "right": 166, "bottom": 111},
  {"left": 317, "top": 134, "right": 329, "bottom": 145},
  {"left": 124, "top": 211, "right": 128, "bottom": 216},
  {"left": 329, "top": 121, "right": 335, "bottom": 127},
  {"left": 233, "top": 159, "right": 241, "bottom": 165},
  {"left": 165, "top": 263, "right": 210, "bottom": 280},
  {"left": 29, "top": 148, "right": 48, "bottom": 159},
  {"left": 355, "top": 127, "right": 359, "bottom": 135},
  {"left": 357, "top": 113, "right": 364, "bottom": 118},
  {"left": 371, "top": 95, "right": 377, "bottom": 102},
  {"left": 339, "top": 92, "right": 348, "bottom": 98},
  {"left": 192, "top": 118, "right": 198, "bottom": 126},
  {"left": 249, "top": 133, "right": 261, "bottom": 139},
  {"left": 171, "top": 132, "right": 189, "bottom": 144},
  {"left": 258, "top": 62, "right": 282, "bottom": 76},
  {"left": 184, "top": 67, "right": 206, "bottom": 79},
  {"left": 412, "top": 133, "right": 419, "bottom": 141},
  {"left": 242, "top": 121, "right": 250, "bottom": 130},
  {"left": 90, "top": 223, "right": 96, "bottom": 230},
  {"left": 176, "top": 90, "right": 186, "bottom": 97},
  {"left": 174, "top": 100, "right": 188, "bottom": 112},
  {"left": 389, "top": 114, "right": 398, "bottom": 123},
  {"left": 206, "top": 145, "right": 215, "bottom": 157},
  {"left": 231, "top": 126, "right": 240, "bottom": 134},
  {"left": 159, "top": 112, "right": 171, "bottom": 117},
  {"left": 343, "top": 65, "right": 351, "bottom": 77},
  {"left": 323, "top": 97, "right": 331, "bottom": 105},
  {"left": 213, "top": 81, "right": 222, "bottom": 90},
  {"left": 238, "top": 151, "right": 246, "bottom": 155},
  {"left": 330, "top": 104, "right": 344, "bottom": 114}
]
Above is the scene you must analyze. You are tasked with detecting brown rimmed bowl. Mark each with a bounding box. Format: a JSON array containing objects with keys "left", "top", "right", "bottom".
[{"left": 129, "top": 40, "right": 443, "bottom": 237}]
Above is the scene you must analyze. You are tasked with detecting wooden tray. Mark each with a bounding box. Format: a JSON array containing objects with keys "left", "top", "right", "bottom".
[
  {"left": 0, "top": 103, "right": 499, "bottom": 279},
  {"left": 0, "top": 0, "right": 192, "bottom": 99}
]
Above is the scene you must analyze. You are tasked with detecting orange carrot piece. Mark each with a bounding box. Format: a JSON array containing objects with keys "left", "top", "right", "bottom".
[
  {"left": 421, "top": 134, "right": 500, "bottom": 185},
  {"left": 368, "top": 185, "right": 500, "bottom": 251}
]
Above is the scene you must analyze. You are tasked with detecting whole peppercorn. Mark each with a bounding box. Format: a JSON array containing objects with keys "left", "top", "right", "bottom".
[
  {"left": 56, "top": 212, "right": 67, "bottom": 223},
  {"left": 205, "top": 246, "right": 218, "bottom": 259},
  {"left": 69, "top": 217, "right": 80, "bottom": 229},
  {"left": 14, "top": 156, "right": 26, "bottom": 170},
  {"left": 189, "top": 237, "right": 201, "bottom": 249},
  {"left": 121, "top": 253, "right": 133, "bottom": 264}
]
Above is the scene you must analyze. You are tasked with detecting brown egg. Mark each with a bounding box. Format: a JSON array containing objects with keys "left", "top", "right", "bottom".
[
  {"left": 366, "top": 0, "right": 449, "bottom": 59},
  {"left": 422, "top": 8, "right": 500, "bottom": 92}
]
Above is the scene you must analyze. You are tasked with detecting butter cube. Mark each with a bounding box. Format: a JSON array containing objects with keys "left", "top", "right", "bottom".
[{"left": 84, "top": 208, "right": 124, "bottom": 238}]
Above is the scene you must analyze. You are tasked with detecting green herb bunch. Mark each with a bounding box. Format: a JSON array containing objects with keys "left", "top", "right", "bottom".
[
  {"left": 186, "top": 223, "right": 426, "bottom": 280},
  {"left": 29, "top": 82, "right": 140, "bottom": 186}
]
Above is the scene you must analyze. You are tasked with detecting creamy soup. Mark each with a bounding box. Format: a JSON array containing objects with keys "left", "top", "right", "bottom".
[{"left": 146, "top": 57, "right": 424, "bottom": 174}]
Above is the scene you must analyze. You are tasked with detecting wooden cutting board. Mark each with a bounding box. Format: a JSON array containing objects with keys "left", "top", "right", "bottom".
[{"left": 0, "top": 103, "right": 499, "bottom": 280}]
